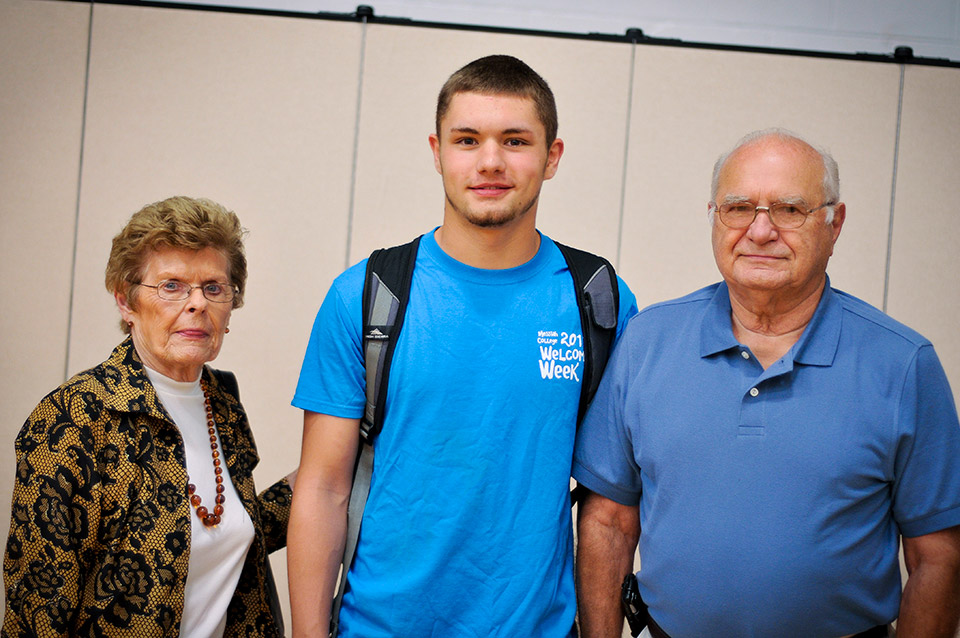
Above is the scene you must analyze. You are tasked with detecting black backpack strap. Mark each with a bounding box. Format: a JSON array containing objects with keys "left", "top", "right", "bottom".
[
  {"left": 555, "top": 242, "right": 619, "bottom": 426},
  {"left": 360, "top": 236, "right": 421, "bottom": 442},
  {"left": 331, "top": 236, "right": 421, "bottom": 638}
]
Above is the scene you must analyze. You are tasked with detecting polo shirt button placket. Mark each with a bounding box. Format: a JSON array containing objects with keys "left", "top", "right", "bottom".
[{"left": 749, "top": 387, "right": 759, "bottom": 397}]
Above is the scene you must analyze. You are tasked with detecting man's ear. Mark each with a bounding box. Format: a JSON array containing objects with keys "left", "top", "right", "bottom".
[
  {"left": 429, "top": 133, "right": 443, "bottom": 175},
  {"left": 543, "top": 137, "right": 564, "bottom": 181},
  {"left": 829, "top": 202, "right": 846, "bottom": 246}
]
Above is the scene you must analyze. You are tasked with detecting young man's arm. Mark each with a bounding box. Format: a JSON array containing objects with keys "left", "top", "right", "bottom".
[
  {"left": 576, "top": 489, "right": 640, "bottom": 638},
  {"left": 898, "top": 525, "right": 960, "bottom": 638},
  {"left": 288, "top": 410, "right": 361, "bottom": 638}
]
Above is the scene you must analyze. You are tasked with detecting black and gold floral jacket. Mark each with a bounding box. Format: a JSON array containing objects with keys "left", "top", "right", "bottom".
[{"left": 2, "top": 338, "right": 292, "bottom": 637}]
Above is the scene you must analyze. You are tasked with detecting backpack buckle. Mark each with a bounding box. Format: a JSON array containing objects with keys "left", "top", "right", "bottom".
[{"left": 359, "top": 417, "right": 376, "bottom": 445}]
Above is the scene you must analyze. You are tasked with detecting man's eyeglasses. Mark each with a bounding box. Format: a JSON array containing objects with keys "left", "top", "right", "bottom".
[
  {"left": 712, "top": 200, "right": 835, "bottom": 229},
  {"left": 133, "top": 279, "right": 237, "bottom": 303}
]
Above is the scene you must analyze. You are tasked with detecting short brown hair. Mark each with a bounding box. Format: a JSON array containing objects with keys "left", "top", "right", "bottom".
[
  {"left": 435, "top": 55, "right": 559, "bottom": 148},
  {"left": 105, "top": 196, "right": 247, "bottom": 333}
]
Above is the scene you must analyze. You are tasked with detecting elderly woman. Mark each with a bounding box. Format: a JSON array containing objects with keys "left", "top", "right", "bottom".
[{"left": 3, "top": 197, "right": 292, "bottom": 637}]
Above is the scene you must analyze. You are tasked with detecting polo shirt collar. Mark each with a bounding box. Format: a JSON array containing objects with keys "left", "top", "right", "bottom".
[
  {"left": 700, "top": 281, "right": 740, "bottom": 357},
  {"left": 699, "top": 276, "right": 841, "bottom": 368},
  {"left": 792, "top": 276, "right": 841, "bottom": 367}
]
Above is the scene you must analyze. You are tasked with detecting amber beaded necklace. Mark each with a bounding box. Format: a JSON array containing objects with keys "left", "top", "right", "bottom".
[{"left": 187, "top": 380, "right": 226, "bottom": 527}]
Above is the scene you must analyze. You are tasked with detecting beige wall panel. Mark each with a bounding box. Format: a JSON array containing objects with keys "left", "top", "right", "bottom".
[
  {"left": 66, "top": 3, "right": 362, "bottom": 623},
  {"left": 6, "top": 0, "right": 955, "bottom": 626},
  {"left": 0, "top": 0, "right": 90, "bottom": 609},
  {"left": 886, "top": 65, "right": 960, "bottom": 401},
  {"left": 350, "top": 24, "right": 632, "bottom": 263},
  {"left": 621, "top": 46, "right": 900, "bottom": 310}
]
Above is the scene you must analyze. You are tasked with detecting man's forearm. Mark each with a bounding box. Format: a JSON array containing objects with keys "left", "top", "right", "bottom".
[
  {"left": 576, "top": 493, "right": 640, "bottom": 638},
  {"left": 898, "top": 560, "right": 960, "bottom": 638},
  {"left": 288, "top": 485, "right": 349, "bottom": 638}
]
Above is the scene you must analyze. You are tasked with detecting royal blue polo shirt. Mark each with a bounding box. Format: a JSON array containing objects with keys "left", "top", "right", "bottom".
[{"left": 573, "top": 278, "right": 960, "bottom": 637}]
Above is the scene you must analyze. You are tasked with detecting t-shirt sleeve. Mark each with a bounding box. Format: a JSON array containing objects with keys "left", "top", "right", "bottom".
[
  {"left": 892, "top": 344, "right": 960, "bottom": 537},
  {"left": 573, "top": 315, "right": 642, "bottom": 505},
  {"left": 291, "top": 264, "right": 367, "bottom": 418},
  {"left": 615, "top": 276, "right": 639, "bottom": 341}
]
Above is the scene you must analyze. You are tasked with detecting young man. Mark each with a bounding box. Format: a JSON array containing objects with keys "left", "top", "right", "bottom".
[{"left": 288, "top": 55, "right": 637, "bottom": 637}]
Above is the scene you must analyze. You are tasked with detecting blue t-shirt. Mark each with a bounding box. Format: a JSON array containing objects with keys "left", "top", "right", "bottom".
[
  {"left": 295, "top": 230, "right": 636, "bottom": 638},
  {"left": 573, "top": 279, "right": 960, "bottom": 638}
]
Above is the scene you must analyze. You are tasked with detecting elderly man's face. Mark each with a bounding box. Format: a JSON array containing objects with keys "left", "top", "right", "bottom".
[{"left": 711, "top": 138, "right": 844, "bottom": 301}]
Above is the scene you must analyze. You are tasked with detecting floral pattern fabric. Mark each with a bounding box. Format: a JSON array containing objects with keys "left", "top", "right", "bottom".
[{"left": 3, "top": 338, "right": 291, "bottom": 637}]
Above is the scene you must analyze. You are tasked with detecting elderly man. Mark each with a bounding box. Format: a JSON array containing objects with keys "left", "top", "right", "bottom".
[{"left": 574, "top": 129, "right": 960, "bottom": 638}]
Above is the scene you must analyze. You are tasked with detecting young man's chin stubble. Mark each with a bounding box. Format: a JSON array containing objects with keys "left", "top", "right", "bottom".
[{"left": 447, "top": 196, "right": 540, "bottom": 229}]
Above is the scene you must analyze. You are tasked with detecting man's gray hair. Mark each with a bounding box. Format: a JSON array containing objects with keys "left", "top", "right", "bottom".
[{"left": 710, "top": 128, "right": 840, "bottom": 224}]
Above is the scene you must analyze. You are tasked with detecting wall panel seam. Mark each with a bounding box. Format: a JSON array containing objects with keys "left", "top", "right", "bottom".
[
  {"left": 616, "top": 42, "right": 638, "bottom": 270},
  {"left": 345, "top": 17, "right": 369, "bottom": 269},
  {"left": 65, "top": 1, "right": 96, "bottom": 382},
  {"left": 882, "top": 64, "right": 906, "bottom": 314}
]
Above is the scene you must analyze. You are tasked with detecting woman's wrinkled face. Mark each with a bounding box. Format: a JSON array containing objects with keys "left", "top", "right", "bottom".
[{"left": 116, "top": 246, "right": 233, "bottom": 382}]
